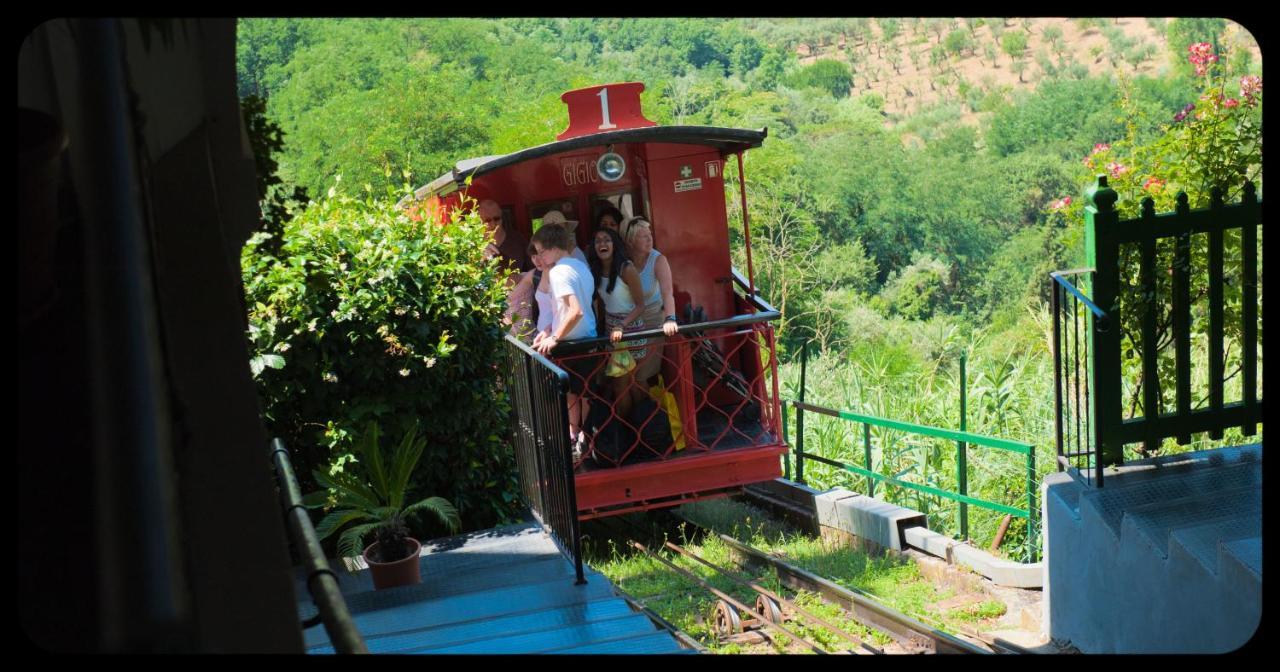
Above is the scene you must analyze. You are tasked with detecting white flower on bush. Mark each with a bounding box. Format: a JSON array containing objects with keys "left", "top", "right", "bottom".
[
  {"left": 399, "top": 368, "right": 410, "bottom": 377},
  {"left": 322, "top": 372, "right": 339, "bottom": 383}
]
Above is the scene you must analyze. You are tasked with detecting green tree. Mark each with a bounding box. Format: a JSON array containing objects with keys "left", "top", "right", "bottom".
[
  {"left": 944, "top": 29, "right": 973, "bottom": 58},
  {"left": 790, "top": 59, "right": 854, "bottom": 99},
  {"left": 1042, "top": 24, "right": 1062, "bottom": 49},
  {"left": 751, "top": 48, "right": 789, "bottom": 91},
  {"left": 878, "top": 18, "right": 901, "bottom": 46},
  {"left": 1000, "top": 30, "right": 1027, "bottom": 65}
]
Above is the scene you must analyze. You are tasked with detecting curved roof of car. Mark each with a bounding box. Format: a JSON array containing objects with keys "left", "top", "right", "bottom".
[{"left": 408, "top": 125, "right": 767, "bottom": 202}]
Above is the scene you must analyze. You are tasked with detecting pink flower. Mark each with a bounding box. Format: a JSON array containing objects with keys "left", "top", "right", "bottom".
[
  {"left": 1188, "top": 43, "right": 1218, "bottom": 76},
  {"left": 1240, "top": 75, "right": 1262, "bottom": 101},
  {"left": 1223, "top": 98, "right": 1240, "bottom": 109},
  {"left": 1092, "top": 143, "right": 1111, "bottom": 154},
  {"left": 1143, "top": 177, "right": 1166, "bottom": 192},
  {"left": 1107, "top": 162, "right": 1128, "bottom": 178},
  {"left": 1049, "top": 196, "right": 1072, "bottom": 211}
]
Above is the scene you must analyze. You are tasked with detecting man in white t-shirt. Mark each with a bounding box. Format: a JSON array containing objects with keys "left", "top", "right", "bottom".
[{"left": 531, "top": 223, "right": 598, "bottom": 453}]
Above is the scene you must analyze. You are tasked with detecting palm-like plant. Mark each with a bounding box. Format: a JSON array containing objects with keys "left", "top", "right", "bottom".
[{"left": 304, "top": 422, "right": 461, "bottom": 562}]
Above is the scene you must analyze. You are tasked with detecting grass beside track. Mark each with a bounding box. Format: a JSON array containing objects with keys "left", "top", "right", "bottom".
[{"left": 585, "top": 498, "right": 1007, "bottom": 653}]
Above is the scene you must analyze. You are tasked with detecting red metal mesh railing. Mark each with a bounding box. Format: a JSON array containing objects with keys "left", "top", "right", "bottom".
[{"left": 551, "top": 322, "right": 782, "bottom": 470}]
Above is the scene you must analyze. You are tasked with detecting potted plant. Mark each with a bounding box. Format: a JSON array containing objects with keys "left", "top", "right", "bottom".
[{"left": 304, "top": 422, "right": 461, "bottom": 590}]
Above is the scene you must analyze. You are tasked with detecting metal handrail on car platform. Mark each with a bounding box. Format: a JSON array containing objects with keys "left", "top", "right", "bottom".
[{"left": 503, "top": 335, "right": 587, "bottom": 585}]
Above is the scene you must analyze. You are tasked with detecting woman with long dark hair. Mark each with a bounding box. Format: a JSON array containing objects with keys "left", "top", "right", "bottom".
[{"left": 587, "top": 226, "right": 647, "bottom": 419}]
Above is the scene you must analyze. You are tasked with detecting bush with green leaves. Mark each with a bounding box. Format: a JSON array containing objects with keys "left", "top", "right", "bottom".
[
  {"left": 788, "top": 59, "right": 853, "bottom": 99},
  {"left": 874, "top": 252, "right": 954, "bottom": 321},
  {"left": 241, "top": 179, "right": 519, "bottom": 532}
]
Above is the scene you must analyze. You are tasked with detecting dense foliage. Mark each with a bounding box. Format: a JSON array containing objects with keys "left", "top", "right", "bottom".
[
  {"left": 241, "top": 183, "right": 519, "bottom": 532},
  {"left": 237, "top": 18, "right": 1261, "bottom": 552}
]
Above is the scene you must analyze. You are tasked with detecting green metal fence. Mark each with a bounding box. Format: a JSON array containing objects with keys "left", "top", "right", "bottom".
[
  {"left": 1075, "top": 177, "right": 1263, "bottom": 472},
  {"left": 781, "top": 344, "right": 1040, "bottom": 562}
]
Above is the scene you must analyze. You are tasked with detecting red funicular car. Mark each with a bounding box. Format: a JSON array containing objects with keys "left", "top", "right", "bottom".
[{"left": 407, "top": 83, "right": 786, "bottom": 519}]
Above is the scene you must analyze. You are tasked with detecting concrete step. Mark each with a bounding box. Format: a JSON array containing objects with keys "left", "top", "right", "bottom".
[
  {"left": 1121, "top": 485, "right": 1261, "bottom": 560},
  {"left": 1043, "top": 472, "right": 1083, "bottom": 521},
  {"left": 1167, "top": 514, "right": 1262, "bottom": 575},
  {"left": 1220, "top": 536, "right": 1262, "bottom": 580},
  {"left": 1081, "top": 458, "right": 1260, "bottom": 538}
]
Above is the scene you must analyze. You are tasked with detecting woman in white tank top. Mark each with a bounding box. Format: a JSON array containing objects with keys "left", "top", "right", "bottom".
[
  {"left": 588, "top": 227, "right": 647, "bottom": 417},
  {"left": 621, "top": 217, "right": 678, "bottom": 383}
]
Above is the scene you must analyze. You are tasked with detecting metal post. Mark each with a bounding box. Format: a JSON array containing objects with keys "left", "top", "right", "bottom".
[
  {"left": 1052, "top": 279, "right": 1064, "bottom": 471},
  {"left": 1086, "top": 175, "right": 1122, "bottom": 469},
  {"left": 863, "top": 423, "right": 873, "bottom": 497},
  {"left": 1027, "top": 444, "right": 1038, "bottom": 563},
  {"left": 958, "top": 353, "right": 968, "bottom": 541},
  {"left": 735, "top": 152, "right": 757, "bottom": 298},
  {"left": 795, "top": 341, "right": 807, "bottom": 485},
  {"left": 524, "top": 354, "right": 546, "bottom": 521},
  {"left": 781, "top": 399, "right": 791, "bottom": 480}
]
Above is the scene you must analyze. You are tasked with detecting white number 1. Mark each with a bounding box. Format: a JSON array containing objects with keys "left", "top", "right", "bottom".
[{"left": 597, "top": 88, "right": 618, "bottom": 130}]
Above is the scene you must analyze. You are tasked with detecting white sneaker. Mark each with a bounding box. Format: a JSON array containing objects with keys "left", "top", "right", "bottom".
[{"left": 571, "top": 433, "right": 584, "bottom": 461}]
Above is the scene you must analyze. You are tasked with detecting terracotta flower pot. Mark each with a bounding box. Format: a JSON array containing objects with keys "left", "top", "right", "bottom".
[{"left": 362, "top": 537, "right": 422, "bottom": 590}]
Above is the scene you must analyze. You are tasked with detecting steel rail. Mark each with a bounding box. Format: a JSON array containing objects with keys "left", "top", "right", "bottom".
[
  {"left": 666, "top": 514, "right": 988, "bottom": 655},
  {"left": 613, "top": 516, "right": 876, "bottom": 652},
  {"left": 625, "top": 538, "right": 833, "bottom": 654},
  {"left": 657, "top": 537, "right": 880, "bottom": 653}
]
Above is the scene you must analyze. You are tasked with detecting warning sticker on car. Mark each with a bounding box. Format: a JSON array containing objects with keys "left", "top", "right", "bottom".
[{"left": 674, "top": 178, "right": 703, "bottom": 193}]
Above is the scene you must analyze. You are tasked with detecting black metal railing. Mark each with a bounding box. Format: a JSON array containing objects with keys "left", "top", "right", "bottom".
[
  {"left": 268, "top": 439, "right": 367, "bottom": 654},
  {"left": 503, "top": 335, "right": 586, "bottom": 585},
  {"left": 1051, "top": 269, "right": 1108, "bottom": 487}
]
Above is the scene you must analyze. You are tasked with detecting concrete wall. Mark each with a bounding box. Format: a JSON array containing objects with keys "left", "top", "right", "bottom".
[{"left": 1042, "top": 458, "right": 1261, "bottom": 653}]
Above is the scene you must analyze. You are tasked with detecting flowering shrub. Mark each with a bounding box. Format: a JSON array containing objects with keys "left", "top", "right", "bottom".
[
  {"left": 1050, "top": 42, "right": 1261, "bottom": 220},
  {"left": 1044, "top": 42, "right": 1262, "bottom": 454},
  {"left": 241, "top": 179, "right": 519, "bottom": 531}
]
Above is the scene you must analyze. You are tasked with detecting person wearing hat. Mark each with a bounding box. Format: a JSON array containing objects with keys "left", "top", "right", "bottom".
[{"left": 541, "top": 210, "right": 588, "bottom": 265}]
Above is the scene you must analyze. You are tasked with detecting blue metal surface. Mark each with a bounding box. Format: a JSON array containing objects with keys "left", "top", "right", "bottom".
[
  {"left": 560, "top": 633, "right": 700, "bottom": 654},
  {"left": 301, "top": 522, "right": 689, "bottom": 654}
]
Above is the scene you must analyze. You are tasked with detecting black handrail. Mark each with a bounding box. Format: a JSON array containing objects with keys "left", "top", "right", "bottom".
[
  {"left": 731, "top": 266, "right": 780, "bottom": 314},
  {"left": 552, "top": 306, "right": 781, "bottom": 354},
  {"left": 1050, "top": 269, "right": 1104, "bottom": 487},
  {"left": 503, "top": 335, "right": 586, "bottom": 585},
  {"left": 269, "top": 439, "right": 368, "bottom": 654},
  {"left": 1050, "top": 270, "right": 1109, "bottom": 330}
]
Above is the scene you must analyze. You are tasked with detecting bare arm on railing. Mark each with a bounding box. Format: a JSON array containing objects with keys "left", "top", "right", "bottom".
[
  {"left": 655, "top": 254, "right": 678, "bottom": 336},
  {"left": 611, "top": 262, "right": 647, "bottom": 343}
]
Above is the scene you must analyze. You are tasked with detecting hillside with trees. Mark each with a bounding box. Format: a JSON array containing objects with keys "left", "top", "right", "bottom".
[{"left": 237, "top": 18, "right": 1262, "bottom": 547}]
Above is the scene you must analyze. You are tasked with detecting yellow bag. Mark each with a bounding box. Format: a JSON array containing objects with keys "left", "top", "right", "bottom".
[
  {"left": 605, "top": 344, "right": 636, "bottom": 378},
  {"left": 648, "top": 375, "right": 686, "bottom": 451}
]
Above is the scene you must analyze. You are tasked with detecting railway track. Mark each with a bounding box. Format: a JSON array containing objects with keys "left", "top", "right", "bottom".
[{"left": 597, "top": 514, "right": 993, "bottom": 654}]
